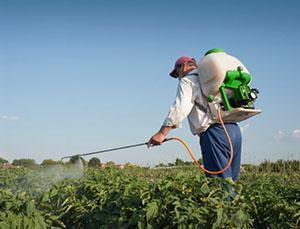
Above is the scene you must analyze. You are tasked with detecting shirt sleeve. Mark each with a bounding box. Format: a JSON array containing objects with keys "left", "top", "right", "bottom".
[{"left": 163, "top": 77, "right": 195, "bottom": 128}]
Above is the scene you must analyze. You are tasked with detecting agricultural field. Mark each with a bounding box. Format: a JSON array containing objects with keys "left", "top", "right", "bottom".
[{"left": 0, "top": 160, "right": 299, "bottom": 228}]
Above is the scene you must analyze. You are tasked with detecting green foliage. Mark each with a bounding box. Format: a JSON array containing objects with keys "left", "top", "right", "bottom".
[
  {"left": 68, "top": 155, "right": 86, "bottom": 166},
  {"left": 175, "top": 158, "right": 185, "bottom": 166},
  {"left": 0, "top": 160, "right": 299, "bottom": 228},
  {"left": 240, "top": 173, "right": 300, "bottom": 228},
  {"left": 0, "top": 168, "right": 28, "bottom": 188},
  {"left": 0, "top": 189, "right": 61, "bottom": 228},
  {"left": 259, "top": 159, "right": 300, "bottom": 172},
  {"left": 87, "top": 157, "right": 101, "bottom": 168},
  {"left": 68, "top": 155, "right": 79, "bottom": 164},
  {"left": 0, "top": 157, "right": 8, "bottom": 165},
  {"left": 105, "top": 161, "right": 115, "bottom": 166},
  {"left": 155, "top": 158, "right": 202, "bottom": 168},
  {"left": 41, "top": 159, "right": 63, "bottom": 166},
  {"left": 12, "top": 159, "right": 36, "bottom": 168},
  {"left": 242, "top": 159, "right": 300, "bottom": 173},
  {"left": 37, "top": 167, "right": 299, "bottom": 228}
]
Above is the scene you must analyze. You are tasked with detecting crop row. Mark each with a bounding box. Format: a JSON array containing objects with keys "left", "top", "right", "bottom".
[{"left": 0, "top": 165, "right": 299, "bottom": 228}]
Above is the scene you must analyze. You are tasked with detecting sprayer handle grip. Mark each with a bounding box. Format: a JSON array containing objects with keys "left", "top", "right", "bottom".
[{"left": 145, "top": 137, "right": 171, "bottom": 148}]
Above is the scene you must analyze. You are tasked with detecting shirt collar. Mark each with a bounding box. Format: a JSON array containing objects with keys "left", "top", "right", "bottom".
[{"left": 179, "top": 69, "right": 198, "bottom": 80}]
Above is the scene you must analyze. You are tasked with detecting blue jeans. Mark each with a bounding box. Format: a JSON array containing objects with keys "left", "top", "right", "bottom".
[{"left": 199, "top": 123, "right": 242, "bottom": 181}]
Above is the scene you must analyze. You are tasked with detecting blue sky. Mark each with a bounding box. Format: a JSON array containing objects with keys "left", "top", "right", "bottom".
[{"left": 1, "top": 0, "right": 299, "bottom": 165}]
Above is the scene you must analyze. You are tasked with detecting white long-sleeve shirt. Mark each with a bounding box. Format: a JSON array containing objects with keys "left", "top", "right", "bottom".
[{"left": 163, "top": 70, "right": 212, "bottom": 135}]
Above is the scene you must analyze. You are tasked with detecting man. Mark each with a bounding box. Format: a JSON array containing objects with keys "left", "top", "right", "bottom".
[{"left": 148, "top": 56, "right": 242, "bottom": 181}]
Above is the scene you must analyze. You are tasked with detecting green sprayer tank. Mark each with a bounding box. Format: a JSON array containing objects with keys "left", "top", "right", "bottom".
[{"left": 197, "top": 48, "right": 261, "bottom": 122}]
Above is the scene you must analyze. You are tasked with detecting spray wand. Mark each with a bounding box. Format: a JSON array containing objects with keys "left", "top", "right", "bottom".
[
  {"left": 61, "top": 108, "right": 233, "bottom": 175},
  {"left": 61, "top": 139, "right": 172, "bottom": 161}
]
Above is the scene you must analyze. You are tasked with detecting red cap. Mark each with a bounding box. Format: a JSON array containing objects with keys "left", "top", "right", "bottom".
[{"left": 169, "top": 56, "right": 196, "bottom": 78}]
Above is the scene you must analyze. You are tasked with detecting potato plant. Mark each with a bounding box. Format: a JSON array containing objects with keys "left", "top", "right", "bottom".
[{"left": 0, "top": 161, "right": 299, "bottom": 228}]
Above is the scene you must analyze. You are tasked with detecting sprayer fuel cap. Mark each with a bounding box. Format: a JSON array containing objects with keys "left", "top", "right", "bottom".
[{"left": 205, "top": 48, "right": 225, "bottom": 56}]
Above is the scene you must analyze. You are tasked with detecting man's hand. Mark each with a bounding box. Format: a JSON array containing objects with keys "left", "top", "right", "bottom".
[
  {"left": 147, "top": 126, "right": 172, "bottom": 148},
  {"left": 148, "top": 132, "right": 166, "bottom": 148}
]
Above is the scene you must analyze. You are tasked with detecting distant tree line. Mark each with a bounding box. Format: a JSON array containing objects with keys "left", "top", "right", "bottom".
[
  {"left": 155, "top": 158, "right": 203, "bottom": 168},
  {"left": 1, "top": 155, "right": 299, "bottom": 172},
  {"left": 242, "top": 159, "right": 300, "bottom": 173},
  {"left": 156, "top": 158, "right": 300, "bottom": 173},
  {"left": 0, "top": 156, "right": 101, "bottom": 168}
]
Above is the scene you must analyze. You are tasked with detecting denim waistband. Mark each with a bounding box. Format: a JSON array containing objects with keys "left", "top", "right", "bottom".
[{"left": 199, "top": 122, "right": 237, "bottom": 138}]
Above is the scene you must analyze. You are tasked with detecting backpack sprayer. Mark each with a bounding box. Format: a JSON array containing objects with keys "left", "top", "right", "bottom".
[
  {"left": 198, "top": 48, "right": 261, "bottom": 123},
  {"left": 61, "top": 49, "right": 261, "bottom": 175}
]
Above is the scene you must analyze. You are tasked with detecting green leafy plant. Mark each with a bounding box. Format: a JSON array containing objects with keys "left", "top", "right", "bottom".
[{"left": 0, "top": 159, "right": 299, "bottom": 228}]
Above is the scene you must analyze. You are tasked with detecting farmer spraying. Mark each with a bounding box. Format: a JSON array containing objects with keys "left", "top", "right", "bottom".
[
  {"left": 148, "top": 49, "right": 261, "bottom": 181},
  {"left": 61, "top": 48, "right": 260, "bottom": 181}
]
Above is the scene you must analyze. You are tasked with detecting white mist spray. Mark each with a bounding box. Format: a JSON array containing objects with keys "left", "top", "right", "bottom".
[{"left": 13, "top": 159, "right": 85, "bottom": 197}]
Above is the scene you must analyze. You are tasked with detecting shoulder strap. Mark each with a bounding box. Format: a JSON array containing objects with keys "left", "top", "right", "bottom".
[
  {"left": 194, "top": 100, "right": 208, "bottom": 113},
  {"left": 188, "top": 72, "right": 208, "bottom": 113}
]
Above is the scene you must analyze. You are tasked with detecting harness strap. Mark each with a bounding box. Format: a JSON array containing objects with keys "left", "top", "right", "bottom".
[
  {"left": 194, "top": 100, "right": 208, "bottom": 113},
  {"left": 187, "top": 72, "right": 208, "bottom": 113}
]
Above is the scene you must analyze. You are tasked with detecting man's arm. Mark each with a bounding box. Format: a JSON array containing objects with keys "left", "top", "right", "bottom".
[{"left": 148, "top": 77, "right": 194, "bottom": 147}]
